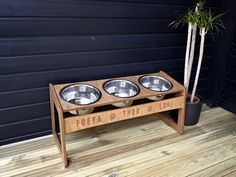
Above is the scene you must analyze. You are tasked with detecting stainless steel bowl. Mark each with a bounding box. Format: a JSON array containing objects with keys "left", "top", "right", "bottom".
[
  {"left": 60, "top": 84, "right": 101, "bottom": 115},
  {"left": 139, "top": 75, "right": 173, "bottom": 101},
  {"left": 103, "top": 79, "right": 140, "bottom": 107}
]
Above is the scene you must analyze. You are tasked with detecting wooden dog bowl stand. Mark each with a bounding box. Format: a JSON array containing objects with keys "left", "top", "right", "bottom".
[{"left": 49, "top": 71, "right": 186, "bottom": 167}]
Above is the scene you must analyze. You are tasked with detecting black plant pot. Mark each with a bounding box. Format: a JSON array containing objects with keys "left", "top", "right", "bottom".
[{"left": 185, "top": 95, "right": 203, "bottom": 126}]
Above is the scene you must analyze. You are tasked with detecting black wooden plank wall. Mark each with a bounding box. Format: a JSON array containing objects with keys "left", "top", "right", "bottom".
[
  {"left": 206, "top": 0, "right": 236, "bottom": 112},
  {"left": 219, "top": 22, "right": 236, "bottom": 113},
  {"left": 0, "top": 0, "right": 220, "bottom": 145}
]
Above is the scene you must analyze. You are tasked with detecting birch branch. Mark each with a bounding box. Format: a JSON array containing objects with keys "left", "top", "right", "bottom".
[
  {"left": 186, "top": 5, "right": 199, "bottom": 93},
  {"left": 184, "top": 22, "right": 192, "bottom": 89},
  {"left": 191, "top": 28, "right": 206, "bottom": 103},
  {"left": 186, "top": 23, "right": 197, "bottom": 93}
]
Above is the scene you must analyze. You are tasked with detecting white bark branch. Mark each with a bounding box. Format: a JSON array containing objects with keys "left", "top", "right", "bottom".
[
  {"left": 186, "top": 5, "right": 199, "bottom": 93},
  {"left": 186, "top": 23, "right": 197, "bottom": 93},
  {"left": 191, "top": 28, "right": 206, "bottom": 103},
  {"left": 184, "top": 22, "right": 192, "bottom": 90}
]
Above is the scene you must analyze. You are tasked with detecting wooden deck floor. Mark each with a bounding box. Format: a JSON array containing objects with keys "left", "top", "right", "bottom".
[{"left": 0, "top": 107, "right": 236, "bottom": 177}]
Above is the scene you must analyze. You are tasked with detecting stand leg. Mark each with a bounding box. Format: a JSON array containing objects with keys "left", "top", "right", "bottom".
[
  {"left": 176, "top": 107, "right": 185, "bottom": 134},
  {"left": 157, "top": 113, "right": 179, "bottom": 131},
  {"left": 50, "top": 86, "right": 68, "bottom": 167},
  {"left": 58, "top": 109, "right": 68, "bottom": 167},
  {"left": 50, "top": 92, "right": 57, "bottom": 138},
  {"left": 157, "top": 92, "right": 186, "bottom": 134},
  {"left": 157, "top": 109, "right": 185, "bottom": 134},
  {"left": 177, "top": 90, "right": 186, "bottom": 134}
]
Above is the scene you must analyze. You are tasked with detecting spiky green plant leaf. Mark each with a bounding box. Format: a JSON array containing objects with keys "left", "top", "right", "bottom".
[
  {"left": 169, "top": 9, "right": 198, "bottom": 29},
  {"left": 196, "top": 9, "right": 225, "bottom": 33}
]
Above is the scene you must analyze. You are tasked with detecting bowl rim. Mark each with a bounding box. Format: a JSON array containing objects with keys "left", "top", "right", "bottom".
[
  {"left": 139, "top": 75, "right": 173, "bottom": 92},
  {"left": 59, "top": 83, "right": 102, "bottom": 105},
  {"left": 103, "top": 79, "right": 140, "bottom": 98}
]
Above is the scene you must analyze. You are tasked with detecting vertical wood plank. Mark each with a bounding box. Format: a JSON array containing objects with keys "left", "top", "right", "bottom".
[
  {"left": 58, "top": 109, "right": 68, "bottom": 167},
  {"left": 49, "top": 84, "right": 62, "bottom": 153},
  {"left": 177, "top": 90, "right": 186, "bottom": 134},
  {"left": 49, "top": 84, "right": 56, "bottom": 134}
]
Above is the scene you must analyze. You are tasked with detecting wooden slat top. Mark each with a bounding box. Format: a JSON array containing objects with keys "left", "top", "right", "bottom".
[{"left": 52, "top": 70, "right": 184, "bottom": 112}]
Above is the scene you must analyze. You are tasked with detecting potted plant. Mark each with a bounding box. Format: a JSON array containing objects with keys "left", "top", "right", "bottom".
[{"left": 170, "top": 1, "right": 224, "bottom": 125}]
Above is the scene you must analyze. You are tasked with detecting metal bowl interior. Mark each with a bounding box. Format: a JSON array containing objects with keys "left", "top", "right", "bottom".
[
  {"left": 60, "top": 84, "right": 101, "bottom": 105},
  {"left": 112, "top": 100, "right": 133, "bottom": 107},
  {"left": 139, "top": 75, "right": 173, "bottom": 92},
  {"left": 103, "top": 79, "right": 140, "bottom": 98},
  {"left": 148, "top": 95, "right": 164, "bottom": 101}
]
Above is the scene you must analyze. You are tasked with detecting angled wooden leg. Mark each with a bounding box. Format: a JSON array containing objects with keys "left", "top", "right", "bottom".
[
  {"left": 50, "top": 98, "right": 56, "bottom": 133},
  {"left": 176, "top": 107, "right": 185, "bottom": 134},
  {"left": 50, "top": 84, "right": 68, "bottom": 167},
  {"left": 157, "top": 91, "right": 186, "bottom": 134},
  {"left": 50, "top": 90, "right": 58, "bottom": 139},
  {"left": 50, "top": 87, "right": 61, "bottom": 151},
  {"left": 176, "top": 90, "right": 186, "bottom": 134},
  {"left": 50, "top": 97, "right": 62, "bottom": 154},
  {"left": 58, "top": 109, "right": 68, "bottom": 167},
  {"left": 157, "top": 110, "right": 185, "bottom": 134},
  {"left": 157, "top": 113, "right": 179, "bottom": 131}
]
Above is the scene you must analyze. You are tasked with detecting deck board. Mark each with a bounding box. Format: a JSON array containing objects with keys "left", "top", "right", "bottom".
[{"left": 0, "top": 107, "right": 236, "bottom": 177}]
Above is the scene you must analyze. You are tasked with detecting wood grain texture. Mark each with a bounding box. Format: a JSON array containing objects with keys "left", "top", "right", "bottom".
[
  {"left": 51, "top": 70, "right": 185, "bottom": 166},
  {"left": 53, "top": 71, "right": 184, "bottom": 111},
  {"left": 64, "top": 96, "right": 184, "bottom": 133},
  {"left": 0, "top": 0, "right": 217, "bottom": 145},
  {"left": 0, "top": 107, "right": 235, "bottom": 176}
]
